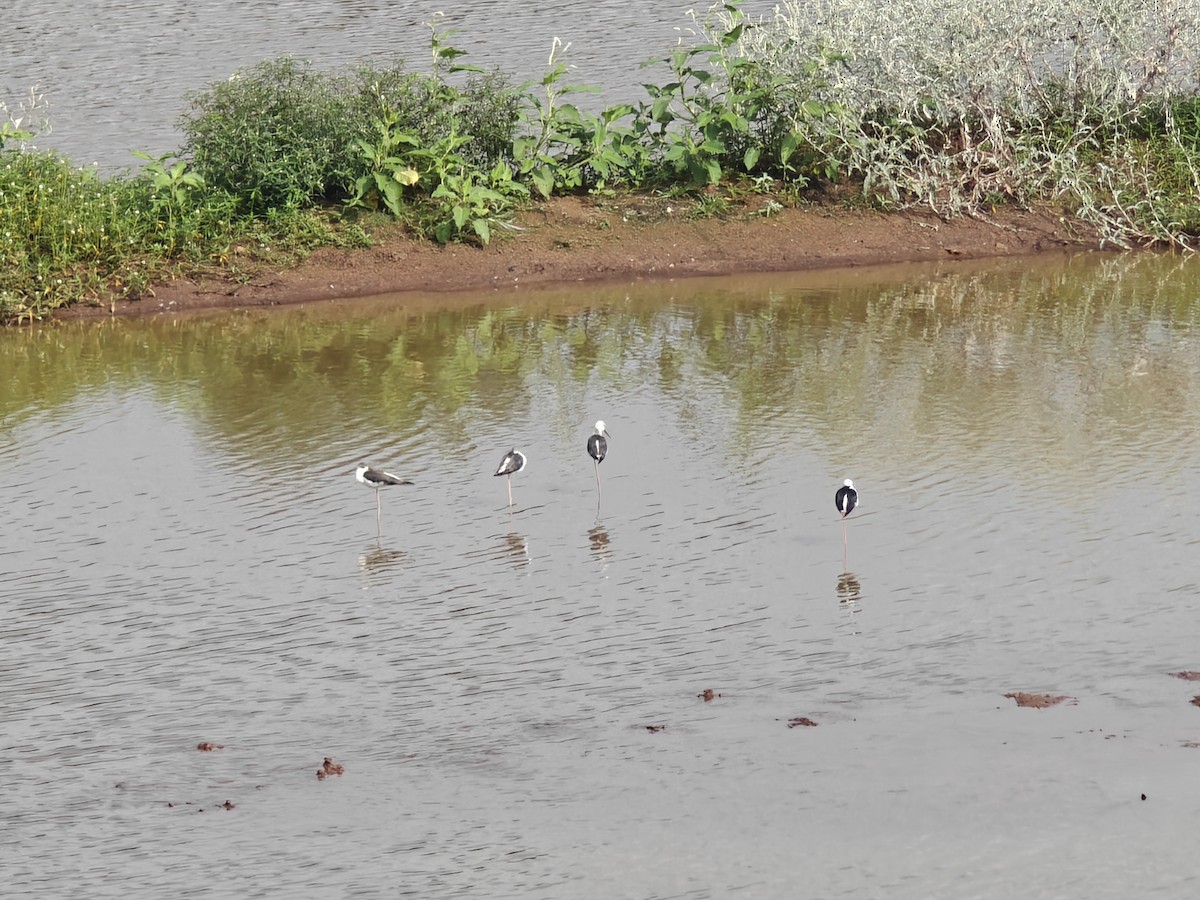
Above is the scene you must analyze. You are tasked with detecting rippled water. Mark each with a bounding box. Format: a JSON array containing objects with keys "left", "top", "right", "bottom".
[
  {"left": 5, "top": 0, "right": 772, "bottom": 169},
  {"left": 4, "top": 252, "right": 1200, "bottom": 898}
]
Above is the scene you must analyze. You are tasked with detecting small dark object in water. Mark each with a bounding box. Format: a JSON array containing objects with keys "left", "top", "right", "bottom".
[
  {"left": 1191, "top": 695, "right": 1200, "bottom": 708},
  {"left": 698, "top": 689, "right": 721, "bottom": 702},
  {"left": 1141, "top": 794, "right": 1147, "bottom": 801},
  {"left": 787, "top": 717, "right": 818, "bottom": 728},
  {"left": 221, "top": 800, "right": 235, "bottom": 810},
  {"left": 318, "top": 757, "right": 345, "bottom": 779},
  {"left": 1004, "top": 692, "right": 1073, "bottom": 709},
  {"left": 645, "top": 725, "right": 666, "bottom": 733},
  {"left": 1171, "top": 671, "right": 1200, "bottom": 681},
  {"left": 196, "top": 742, "right": 224, "bottom": 752}
]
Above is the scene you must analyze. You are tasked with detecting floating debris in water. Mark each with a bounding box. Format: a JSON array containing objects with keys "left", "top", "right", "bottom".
[
  {"left": 787, "top": 717, "right": 818, "bottom": 728},
  {"left": 196, "top": 742, "right": 224, "bottom": 752},
  {"left": 1170, "top": 671, "right": 1200, "bottom": 681},
  {"left": 698, "top": 689, "right": 721, "bottom": 702},
  {"left": 1191, "top": 695, "right": 1200, "bottom": 708},
  {"left": 1004, "top": 692, "right": 1075, "bottom": 708},
  {"left": 644, "top": 725, "right": 666, "bottom": 733},
  {"left": 317, "top": 757, "right": 346, "bottom": 779}
]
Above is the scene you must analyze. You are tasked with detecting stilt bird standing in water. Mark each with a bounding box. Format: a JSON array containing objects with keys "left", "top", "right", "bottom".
[
  {"left": 587, "top": 420, "right": 610, "bottom": 512},
  {"left": 356, "top": 463, "right": 413, "bottom": 534},
  {"left": 494, "top": 449, "right": 527, "bottom": 509},
  {"left": 835, "top": 479, "right": 857, "bottom": 518},
  {"left": 836, "top": 478, "right": 858, "bottom": 566}
]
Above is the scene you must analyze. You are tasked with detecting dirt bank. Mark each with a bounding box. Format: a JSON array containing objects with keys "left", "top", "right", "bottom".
[{"left": 57, "top": 195, "right": 1102, "bottom": 319}]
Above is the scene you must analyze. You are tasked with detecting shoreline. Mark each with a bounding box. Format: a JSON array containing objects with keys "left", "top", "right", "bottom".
[{"left": 55, "top": 196, "right": 1106, "bottom": 320}]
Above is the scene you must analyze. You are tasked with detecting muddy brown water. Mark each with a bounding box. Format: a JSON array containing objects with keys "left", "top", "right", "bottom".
[{"left": 4, "top": 251, "right": 1200, "bottom": 897}]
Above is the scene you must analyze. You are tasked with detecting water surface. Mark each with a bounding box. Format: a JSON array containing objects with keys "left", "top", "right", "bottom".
[
  {"left": 2, "top": 252, "right": 1200, "bottom": 898},
  {"left": 4, "top": 0, "right": 772, "bottom": 169}
]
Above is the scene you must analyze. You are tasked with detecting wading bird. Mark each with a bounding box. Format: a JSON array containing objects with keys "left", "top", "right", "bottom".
[
  {"left": 836, "top": 478, "right": 858, "bottom": 565},
  {"left": 587, "top": 420, "right": 610, "bottom": 509},
  {"left": 494, "top": 448, "right": 527, "bottom": 509},
  {"left": 356, "top": 463, "right": 412, "bottom": 533},
  {"left": 835, "top": 479, "right": 857, "bottom": 518}
]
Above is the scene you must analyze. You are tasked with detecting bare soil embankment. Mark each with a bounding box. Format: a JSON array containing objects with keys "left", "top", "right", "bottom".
[{"left": 57, "top": 196, "right": 1102, "bottom": 319}]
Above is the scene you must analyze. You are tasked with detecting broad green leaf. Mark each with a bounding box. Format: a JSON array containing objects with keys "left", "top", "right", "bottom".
[
  {"left": 651, "top": 96, "right": 674, "bottom": 124},
  {"left": 781, "top": 131, "right": 801, "bottom": 165},
  {"left": 531, "top": 165, "right": 555, "bottom": 199},
  {"left": 382, "top": 180, "right": 404, "bottom": 217}
]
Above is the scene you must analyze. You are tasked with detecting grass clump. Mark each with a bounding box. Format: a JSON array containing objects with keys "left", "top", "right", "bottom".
[{"left": 0, "top": 145, "right": 366, "bottom": 323}]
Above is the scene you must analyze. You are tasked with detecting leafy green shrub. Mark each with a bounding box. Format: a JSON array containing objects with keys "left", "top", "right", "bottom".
[
  {"left": 0, "top": 143, "right": 368, "bottom": 321},
  {"left": 348, "top": 111, "right": 529, "bottom": 244},
  {"left": 340, "top": 26, "right": 527, "bottom": 243},
  {"left": 348, "top": 64, "right": 519, "bottom": 170},
  {"left": 179, "top": 57, "right": 360, "bottom": 212},
  {"left": 179, "top": 55, "right": 521, "bottom": 217}
]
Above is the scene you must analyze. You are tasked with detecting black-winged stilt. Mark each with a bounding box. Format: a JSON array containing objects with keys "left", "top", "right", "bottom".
[
  {"left": 494, "top": 448, "right": 526, "bottom": 508},
  {"left": 356, "top": 463, "right": 412, "bottom": 532},
  {"left": 836, "top": 478, "right": 858, "bottom": 563},
  {"left": 587, "top": 420, "right": 610, "bottom": 506},
  {"left": 835, "top": 479, "right": 857, "bottom": 518}
]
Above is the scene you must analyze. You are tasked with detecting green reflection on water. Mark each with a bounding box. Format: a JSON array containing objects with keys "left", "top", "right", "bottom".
[{"left": 3, "top": 252, "right": 1199, "bottom": 481}]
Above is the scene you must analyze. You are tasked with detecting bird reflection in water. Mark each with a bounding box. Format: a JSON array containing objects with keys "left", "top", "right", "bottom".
[
  {"left": 588, "top": 522, "right": 611, "bottom": 564},
  {"left": 837, "top": 570, "right": 862, "bottom": 605},
  {"left": 498, "top": 531, "right": 530, "bottom": 569}
]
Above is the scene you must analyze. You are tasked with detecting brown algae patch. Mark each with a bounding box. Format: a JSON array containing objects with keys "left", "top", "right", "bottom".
[{"left": 1004, "top": 692, "right": 1075, "bottom": 709}]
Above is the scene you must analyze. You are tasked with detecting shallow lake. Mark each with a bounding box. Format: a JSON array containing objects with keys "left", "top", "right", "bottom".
[
  {"left": 3, "top": 251, "right": 1200, "bottom": 897},
  {"left": 5, "top": 0, "right": 774, "bottom": 170}
]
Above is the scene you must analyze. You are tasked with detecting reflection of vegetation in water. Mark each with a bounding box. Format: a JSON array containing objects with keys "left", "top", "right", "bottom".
[{"left": 3, "top": 254, "right": 1199, "bottom": 480}]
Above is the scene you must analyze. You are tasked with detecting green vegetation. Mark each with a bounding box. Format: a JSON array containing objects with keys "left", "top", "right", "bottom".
[{"left": 6, "top": 0, "right": 1200, "bottom": 322}]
